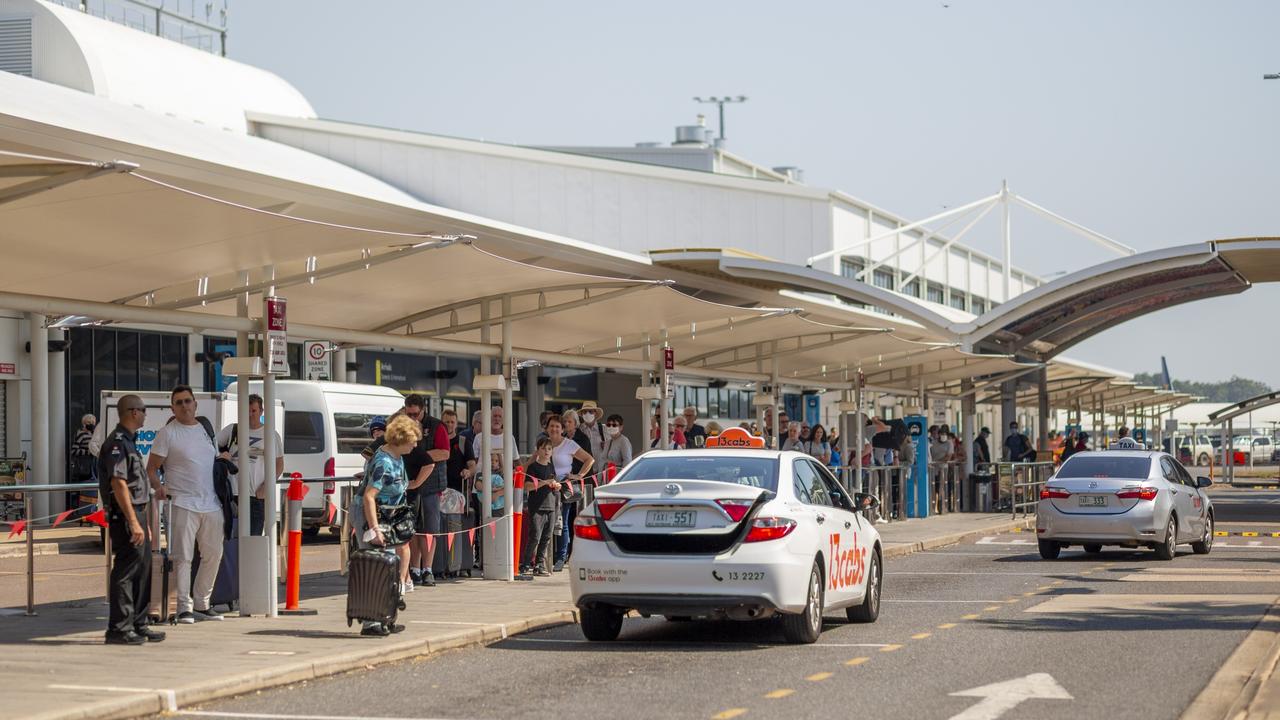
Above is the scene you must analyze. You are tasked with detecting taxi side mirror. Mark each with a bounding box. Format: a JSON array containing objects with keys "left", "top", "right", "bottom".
[
  {"left": 853, "top": 492, "right": 880, "bottom": 514},
  {"left": 1196, "top": 476, "right": 1212, "bottom": 488}
]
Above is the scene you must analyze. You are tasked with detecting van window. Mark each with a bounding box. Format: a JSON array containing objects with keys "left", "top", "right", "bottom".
[
  {"left": 335, "top": 412, "right": 381, "bottom": 455},
  {"left": 284, "top": 411, "right": 325, "bottom": 454}
]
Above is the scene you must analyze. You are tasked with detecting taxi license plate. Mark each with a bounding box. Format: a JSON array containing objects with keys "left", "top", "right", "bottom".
[
  {"left": 1078, "top": 495, "right": 1108, "bottom": 507},
  {"left": 646, "top": 510, "right": 696, "bottom": 528}
]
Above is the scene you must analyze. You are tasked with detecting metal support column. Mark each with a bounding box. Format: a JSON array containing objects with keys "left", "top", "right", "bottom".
[
  {"left": 1001, "top": 180, "right": 1012, "bottom": 304},
  {"left": 28, "top": 313, "right": 49, "bottom": 518},
  {"left": 961, "top": 380, "right": 976, "bottom": 477},
  {"left": 492, "top": 297, "right": 514, "bottom": 581},
  {"left": 48, "top": 327, "right": 66, "bottom": 513},
  {"left": 1037, "top": 367, "right": 1050, "bottom": 454},
  {"left": 263, "top": 370, "right": 279, "bottom": 616},
  {"left": 854, "top": 381, "right": 865, "bottom": 494},
  {"left": 658, "top": 330, "right": 670, "bottom": 451},
  {"left": 1000, "top": 379, "right": 1016, "bottom": 462}
]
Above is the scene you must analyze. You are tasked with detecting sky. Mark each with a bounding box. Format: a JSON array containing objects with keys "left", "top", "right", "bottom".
[{"left": 227, "top": 0, "right": 1280, "bottom": 387}]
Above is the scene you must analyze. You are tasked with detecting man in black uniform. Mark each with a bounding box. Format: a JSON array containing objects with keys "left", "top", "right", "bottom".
[{"left": 101, "top": 395, "right": 165, "bottom": 645}]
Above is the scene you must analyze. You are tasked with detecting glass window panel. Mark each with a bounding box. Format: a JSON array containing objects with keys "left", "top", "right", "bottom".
[
  {"left": 160, "top": 334, "right": 185, "bottom": 390},
  {"left": 116, "top": 332, "right": 139, "bottom": 389},
  {"left": 93, "top": 330, "right": 115, "bottom": 400},
  {"left": 139, "top": 334, "right": 160, "bottom": 390}
]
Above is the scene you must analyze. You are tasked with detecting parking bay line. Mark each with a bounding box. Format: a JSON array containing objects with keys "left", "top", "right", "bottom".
[{"left": 505, "top": 638, "right": 892, "bottom": 648}]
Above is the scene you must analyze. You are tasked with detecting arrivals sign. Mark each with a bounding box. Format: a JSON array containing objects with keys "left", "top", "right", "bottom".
[
  {"left": 264, "top": 296, "right": 289, "bottom": 375},
  {"left": 304, "top": 341, "right": 330, "bottom": 381}
]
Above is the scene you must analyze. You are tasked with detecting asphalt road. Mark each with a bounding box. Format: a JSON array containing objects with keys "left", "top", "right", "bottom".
[
  {"left": 1209, "top": 485, "right": 1280, "bottom": 525},
  {"left": 172, "top": 525, "right": 1280, "bottom": 720}
]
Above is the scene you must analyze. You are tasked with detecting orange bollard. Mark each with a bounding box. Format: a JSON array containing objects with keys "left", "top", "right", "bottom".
[
  {"left": 281, "top": 475, "right": 316, "bottom": 615},
  {"left": 512, "top": 465, "right": 526, "bottom": 576}
]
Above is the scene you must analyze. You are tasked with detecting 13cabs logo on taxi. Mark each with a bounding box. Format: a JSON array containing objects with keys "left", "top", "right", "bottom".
[{"left": 827, "top": 531, "right": 868, "bottom": 591}]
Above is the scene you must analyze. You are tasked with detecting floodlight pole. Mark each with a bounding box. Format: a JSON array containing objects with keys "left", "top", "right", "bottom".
[
  {"left": 693, "top": 96, "right": 748, "bottom": 141},
  {"left": 1002, "top": 180, "right": 1012, "bottom": 305}
]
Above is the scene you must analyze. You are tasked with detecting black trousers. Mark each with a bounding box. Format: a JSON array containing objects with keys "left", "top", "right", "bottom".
[
  {"left": 108, "top": 504, "right": 152, "bottom": 635},
  {"left": 523, "top": 510, "right": 555, "bottom": 570}
]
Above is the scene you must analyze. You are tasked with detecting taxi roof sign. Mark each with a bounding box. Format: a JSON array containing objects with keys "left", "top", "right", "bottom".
[
  {"left": 705, "top": 427, "right": 766, "bottom": 449},
  {"left": 1107, "top": 437, "right": 1148, "bottom": 450}
]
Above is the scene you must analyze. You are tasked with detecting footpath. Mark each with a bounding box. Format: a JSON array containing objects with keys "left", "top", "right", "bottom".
[{"left": 0, "top": 512, "right": 1031, "bottom": 720}]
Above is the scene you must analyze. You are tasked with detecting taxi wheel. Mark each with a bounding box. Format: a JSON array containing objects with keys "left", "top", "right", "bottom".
[
  {"left": 1154, "top": 517, "right": 1177, "bottom": 561},
  {"left": 1038, "top": 539, "right": 1061, "bottom": 560},
  {"left": 580, "top": 606, "right": 624, "bottom": 641},
  {"left": 1083, "top": 544, "right": 1102, "bottom": 554},
  {"left": 783, "top": 560, "right": 824, "bottom": 644},
  {"left": 1192, "top": 514, "right": 1214, "bottom": 555},
  {"left": 846, "top": 551, "right": 881, "bottom": 623}
]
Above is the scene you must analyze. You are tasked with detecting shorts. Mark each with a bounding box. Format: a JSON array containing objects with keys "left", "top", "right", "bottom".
[{"left": 414, "top": 490, "right": 442, "bottom": 537}]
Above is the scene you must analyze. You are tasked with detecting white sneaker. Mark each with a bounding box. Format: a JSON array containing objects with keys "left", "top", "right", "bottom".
[{"left": 403, "top": 578, "right": 415, "bottom": 593}]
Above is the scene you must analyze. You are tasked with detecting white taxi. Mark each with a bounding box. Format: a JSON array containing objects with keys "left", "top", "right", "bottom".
[{"left": 569, "top": 428, "right": 883, "bottom": 644}]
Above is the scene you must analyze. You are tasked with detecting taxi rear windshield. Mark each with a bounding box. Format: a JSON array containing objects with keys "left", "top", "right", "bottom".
[
  {"left": 616, "top": 456, "right": 778, "bottom": 491},
  {"left": 1057, "top": 456, "right": 1151, "bottom": 479}
]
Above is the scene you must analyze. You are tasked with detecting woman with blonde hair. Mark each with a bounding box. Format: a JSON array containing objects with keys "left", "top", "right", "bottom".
[{"left": 352, "top": 414, "right": 424, "bottom": 636}]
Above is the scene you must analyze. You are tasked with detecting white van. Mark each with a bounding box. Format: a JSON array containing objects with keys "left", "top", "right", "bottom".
[{"left": 247, "top": 380, "right": 405, "bottom": 536}]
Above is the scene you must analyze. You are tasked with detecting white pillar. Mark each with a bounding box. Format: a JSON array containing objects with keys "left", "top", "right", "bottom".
[
  {"left": 48, "top": 327, "right": 66, "bottom": 513},
  {"left": 263, "top": 372, "right": 279, "bottom": 616},
  {"left": 28, "top": 313, "right": 49, "bottom": 518},
  {"left": 658, "top": 331, "right": 670, "bottom": 451},
  {"left": 493, "top": 301, "right": 514, "bottom": 581}
]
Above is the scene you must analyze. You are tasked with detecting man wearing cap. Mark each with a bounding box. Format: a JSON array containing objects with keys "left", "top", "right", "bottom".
[
  {"left": 973, "top": 427, "right": 992, "bottom": 465},
  {"left": 101, "top": 395, "right": 165, "bottom": 645},
  {"left": 1004, "top": 421, "right": 1036, "bottom": 462}
]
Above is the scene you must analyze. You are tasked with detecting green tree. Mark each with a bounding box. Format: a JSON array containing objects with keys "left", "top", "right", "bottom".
[{"left": 1132, "top": 372, "right": 1272, "bottom": 403}]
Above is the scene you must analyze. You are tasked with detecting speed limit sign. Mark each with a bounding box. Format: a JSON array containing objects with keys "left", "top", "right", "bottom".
[{"left": 304, "top": 341, "right": 331, "bottom": 381}]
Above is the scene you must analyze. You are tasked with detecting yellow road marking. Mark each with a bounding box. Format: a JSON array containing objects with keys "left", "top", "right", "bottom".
[
  {"left": 807, "top": 672, "right": 833, "bottom": 682},
  {"left": 1004, "top": 598, "right": 1020, "bottom": 603},
  {"left": 1243, "top": 532, "right": 1260, "bottom": 537},
  {"left": 911, "top": 632, "right": 932, "bottom": 640},
  {"left": 1050, "top": 580, "right": 1064, "bottom": 585},
  {"left": 880, "top": 644, "right": 903, "bottom": 652},
  {"left": 1215, "top": 531, "right": 1230, "bottom": 537},
  {"left": 962, "top": 614, "right": 981, "bottom": 620},
  {"left": 937, "top": 623, "right": 957, "bottom": 629},
  {"left": 764, "top": 689, "right": 794, "bottom": 699},
  {"left": 1080, "top": 570, "right": 1093, "bottom": 575},
  {"left": 1272, "top": 533, "right": 1280, "bottom": 538},
  {"left": 1012, "top": 527, "right": 1023, "bottom": 532},
  {"left": 845, "top": 657, "right": 870, "bottom": 666},
  {"left": 983, "top": 606, "right": 1002, "bottom": 612},
  {"left": 712, "top": 710, "right": 748, "bottom": 719}
]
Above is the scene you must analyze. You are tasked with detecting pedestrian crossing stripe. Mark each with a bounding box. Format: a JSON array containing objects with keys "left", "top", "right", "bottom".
[{"left": 1213, "top": 531, "right": 1280, "bottom": 537}]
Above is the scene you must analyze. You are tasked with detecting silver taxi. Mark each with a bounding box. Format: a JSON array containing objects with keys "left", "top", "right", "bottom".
[{"left": 1036, "top": 438, "right": 1214, "bottom": 560}]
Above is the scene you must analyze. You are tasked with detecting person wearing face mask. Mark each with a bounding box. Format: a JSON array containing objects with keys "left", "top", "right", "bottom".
[
  {"left": 71, "top": 413, "right": 98, "bottom": 515},
  {"left": 601, "top": 414, "right": 633, "bottom": 471},
  {"left": 577, "top": 401, "right": 607, "bottom": 471}
]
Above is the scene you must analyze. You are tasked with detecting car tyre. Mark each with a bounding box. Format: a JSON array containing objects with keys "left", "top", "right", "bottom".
[
  {"left": 1197, "top": 453, "right": 1210, "bottom": 467},
  {"left": 1154, "top": 517, "right": 1177, "bottom": 561},
  {"left": 1083, "top": 544, "right": 1102, "bottom": 554},
  {"left": 579, "top": 606, "right": 624, "bottom": 641},
  {"left": 1038, "top": 539, "right": 1061, "bottom": 560},
  {"left": 1192, "top": 514, "right": 1214, "bottom": 555},
  {"left": 846, "top": 551, "right": 881, "bottom": 623},
  {"left": 783, "top": 560, "right": 824, "bottom": 644}
]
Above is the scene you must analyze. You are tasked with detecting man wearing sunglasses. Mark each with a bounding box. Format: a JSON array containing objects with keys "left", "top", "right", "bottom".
[
  {"left": 148, "top": 385, "right": 224, "bottom": 624},
  {"left": 101, "top": 395, "right": 165, "bottom": 645}
]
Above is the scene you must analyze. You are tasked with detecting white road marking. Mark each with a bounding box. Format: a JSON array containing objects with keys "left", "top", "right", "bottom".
[
  {"left": 246, "top": 650, "right": 296, "bottom": 656},
  {"left": 914, "top": 551, "right": 1020, "bottom": 556},
  {"left": 48, "top": 684, "right": 177, "bottom": 712},
  {"left": 172, "top": 707, "right": 463, "bottom": 712},
  {"left": 504, "top": 637, "right": 889, "bottom": 648},
  {"left": 948, "top": 673, "right": 1072, "bottom": 720},
  {"left": 976, "top": 537, "right": 1036, "bottom": 546},
  {"left": 883, "top": 599, "right": 1010, "bottom": 603}
]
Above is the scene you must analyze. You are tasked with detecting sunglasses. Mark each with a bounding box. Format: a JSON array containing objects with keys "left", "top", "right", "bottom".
[{"left": 173, "top": 398, "right": 194, "bottom": 406}]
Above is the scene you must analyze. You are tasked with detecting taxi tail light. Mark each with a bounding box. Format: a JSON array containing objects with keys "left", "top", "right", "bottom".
[
  {"left": 1116, "top": 486, "right": 1158, "bottom": 501},
  {"left": 594, "top": 498, "right": 629, "bottom": 521},
  {"left": 744, "top": 517, "right": 797, "bottom": 543},
  {"left": 715, "top": 498, "right": 754, "bottom": 522},
  {"left": 573, "top": 515, "right": 604, "bottom": 541},
  {"left": 1040, "top": 486, "right": 1071, "bottom": 500}
]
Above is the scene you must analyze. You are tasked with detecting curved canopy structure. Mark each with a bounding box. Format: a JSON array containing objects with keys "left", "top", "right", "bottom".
[
  {"left": 958, "top": 238, "right": 1280, "bottom": 360},
  {"left": 1206, "top": 390, "right": 1280, "bottom": 425}
]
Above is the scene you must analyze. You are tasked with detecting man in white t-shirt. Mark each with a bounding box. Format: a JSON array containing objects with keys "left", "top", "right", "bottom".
[
  {"left": 214, "top": 394, "right": 284, "bottom": 537},
  {"left": 467, "top": 405, "right": 516, "bottom": 467},
  {"left": 147, "top": 386, "right": 223, "bottom": 624}
]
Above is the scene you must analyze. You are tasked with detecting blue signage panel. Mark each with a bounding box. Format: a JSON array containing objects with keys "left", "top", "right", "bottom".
[{"left": 905, "top": 415, "right": 930, "bottom": 518}]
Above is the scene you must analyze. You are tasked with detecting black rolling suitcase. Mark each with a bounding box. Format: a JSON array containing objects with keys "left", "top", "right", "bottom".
[
  {"left": 347, "top": 549, "right": 401, "bottom": 627},
  {"left": 432, "top": 513, "right": 464, "bottom": 577}
]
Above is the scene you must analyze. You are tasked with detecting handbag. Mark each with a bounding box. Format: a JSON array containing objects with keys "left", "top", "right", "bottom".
[{"left": 376, "top": 503, "right": 416, "bottom": 547}]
